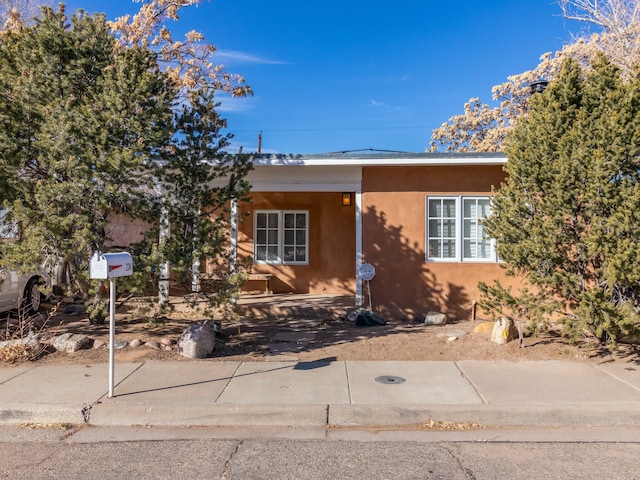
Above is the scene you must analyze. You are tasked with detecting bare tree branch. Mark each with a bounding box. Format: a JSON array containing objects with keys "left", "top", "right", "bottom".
[
  {"left": 107, "top": 0, "right": 252, "bottom": 97},
  {"left": 0, "top": 0, "right": 52, "bottom": 30},
  {"left": 430, "top": 0, "right": 640, "bottom": 152}
]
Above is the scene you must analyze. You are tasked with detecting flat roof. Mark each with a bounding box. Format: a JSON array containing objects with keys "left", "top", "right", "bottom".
[{"left": 252, "top": 152, "right": 507, "bottom": 167}]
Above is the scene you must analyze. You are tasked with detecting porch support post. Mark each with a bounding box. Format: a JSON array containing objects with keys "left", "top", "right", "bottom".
[
  {"left": 191, "top": 208, "right": 201, "bottom": 293},
  {"left": 191, "top": 259, "right": 200, "bottom": 293},
  {"left": 230, "top": 199, "right": 238, "bottom": 273},
  {"left": 355, "top": 190, "right": 363, "bottom": 307},
  {"left": 158, "top": 203, "right": 170, "bottom": 305}
]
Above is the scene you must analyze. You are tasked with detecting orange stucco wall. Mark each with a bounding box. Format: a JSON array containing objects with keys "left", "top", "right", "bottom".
[
  {"left": 237, "top": 192, "right": 356, "bottom": 294},
  {"left": 105, "top": 213, "right": 151, "bottom": 248},
  {"left": 104, "top": 164, "right": 517, "bottom": 318},
  {"left": 361, "top": 165, "right": 517, "bottom": 320}
]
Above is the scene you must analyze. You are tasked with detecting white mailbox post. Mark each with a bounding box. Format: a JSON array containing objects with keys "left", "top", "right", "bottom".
[{"left": 89, "top": 252, "right": 133, "bottom": 398}]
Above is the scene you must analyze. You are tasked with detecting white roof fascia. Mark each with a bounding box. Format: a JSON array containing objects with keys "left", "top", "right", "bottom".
[{"left": 252, "top": 152, "right": 507, "bottom": 168}]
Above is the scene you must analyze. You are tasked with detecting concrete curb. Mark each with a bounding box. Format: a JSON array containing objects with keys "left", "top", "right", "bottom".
[
  {"left": 328, "top": 404, "right": 640, "bottom": 429},
  {"left": 0, "top": 403, "right": 88, "bottom": 425},
  {"left": 80, "top": 403, "right": 640, "bottom": 429},
  {"left": 88, "top": 403, "right": 330, "bottom": 427}
]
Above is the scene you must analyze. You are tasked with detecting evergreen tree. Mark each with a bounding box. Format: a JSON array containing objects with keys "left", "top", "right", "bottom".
[
  {"left": 0, "top": 6, "right": 174, "bottom": 294},
  {"left": 146, "top": 88, "right": 253, "bottom": 305},
  {"left": 481, "top": 54, "right": 640, "bottom": 343}
]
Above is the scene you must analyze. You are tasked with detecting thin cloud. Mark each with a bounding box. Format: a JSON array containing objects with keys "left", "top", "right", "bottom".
[
  {"left": 216, "top": 94, "right": 257, "bottom": 113},
  {"left": 215, "top": 50, "right": 287, "bottom": 65},
  {"left": 370, "top": 99, "right": 406, "bottom": 112}
]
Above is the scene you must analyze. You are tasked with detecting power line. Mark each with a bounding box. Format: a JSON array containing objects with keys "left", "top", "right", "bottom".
[
  {"left": 325, "top": 148, "right": 417, "bottom": 154},
  {"left": 226, "top": 125, "right": 431, "bottom": 133}
]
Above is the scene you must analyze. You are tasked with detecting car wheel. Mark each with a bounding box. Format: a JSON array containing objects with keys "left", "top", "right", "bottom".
[{"left": 23, "top": 279, "right": 41, "bottom": 315}]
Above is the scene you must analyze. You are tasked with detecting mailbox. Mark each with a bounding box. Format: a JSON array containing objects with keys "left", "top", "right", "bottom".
[{"left": 90, "top": 252, "right": 133, "bottom": 279}]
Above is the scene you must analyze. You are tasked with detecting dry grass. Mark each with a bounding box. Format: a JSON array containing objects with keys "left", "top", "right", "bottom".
[
  {"left": 417, "top": 418, "right": 486, "bottom": 431},
  {"left": 0, "top": 301, "right": 61, "bottom": 363},
  {"left": 0, "top": 344, "right": 36, "bottom": 363},
  {"left": 19, "top": 422, "right": 77, "bottom": 431}
]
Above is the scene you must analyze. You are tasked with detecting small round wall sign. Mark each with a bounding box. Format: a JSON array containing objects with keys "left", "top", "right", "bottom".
[{"left": 359, "top": 263, "right": 376, "bottom": 281}]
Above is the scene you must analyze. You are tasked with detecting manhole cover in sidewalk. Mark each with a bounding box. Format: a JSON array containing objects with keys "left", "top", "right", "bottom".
[{"left": 375, "top": 375, "right": 406, "bottom": 385}]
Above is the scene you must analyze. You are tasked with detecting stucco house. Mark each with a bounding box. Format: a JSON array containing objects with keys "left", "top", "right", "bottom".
[{"left": 223, "top": 151, "right": 514, "bottom": 321}]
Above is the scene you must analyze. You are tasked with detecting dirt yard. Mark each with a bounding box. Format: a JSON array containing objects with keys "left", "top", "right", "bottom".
[{"left": 2, "top": 295, "right": 639, "bottom": 367}]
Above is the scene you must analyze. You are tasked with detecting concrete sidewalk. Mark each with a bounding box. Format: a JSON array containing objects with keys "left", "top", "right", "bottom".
[{"left": 1, "top": 360, "right": 639, "bottom": 429}]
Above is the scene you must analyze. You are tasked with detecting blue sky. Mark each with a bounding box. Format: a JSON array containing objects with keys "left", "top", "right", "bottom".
[{"left": 64, "top": 1, "right": 584, "bottom": 153}]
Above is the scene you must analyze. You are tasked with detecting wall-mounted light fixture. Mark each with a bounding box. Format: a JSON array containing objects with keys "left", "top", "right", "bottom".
[{"left": 342, "top": 192, "right": 352, "bottom": 206}]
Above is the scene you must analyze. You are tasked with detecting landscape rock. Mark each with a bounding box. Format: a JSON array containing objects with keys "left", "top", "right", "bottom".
[
  {"left": 129, "top": 338, "right": 143, "bottom": 347},
  {"left": 0, "top": 332, "right": 42, "bottom": 350},
  {"left": 159, "top": 337, "right": 174, "bottom": 346},
  {"left": 178, "top": 322, "right": 215, "bottom": 358},
  {"left": 424, "top": 311, "right": 448, "bottom": 325},
  {"left": 491, "top": 316, "right": 519, "bottom": 345},
  {"left": 144, "top": 340, "right": 161, "bottom": 350},
  {"left": 64, "top": 304, "right": 86, "bottom": 315},
  {"left": 52, "top": 333, "right": 92, "bottom": 353},
  {"left": 93, "top": 340, "right": 106, "bottom": 349},
  {"left": 437, "top": 329, "right": 468, "bottom": 339}
]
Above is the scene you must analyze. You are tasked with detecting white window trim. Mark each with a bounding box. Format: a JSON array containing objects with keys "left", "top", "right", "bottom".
[
  {"left": 254, "top": 210, "right": 309, "bottom": 265},
  {"left": 425, "top": 195, "right": 497, "bottom": 263}
]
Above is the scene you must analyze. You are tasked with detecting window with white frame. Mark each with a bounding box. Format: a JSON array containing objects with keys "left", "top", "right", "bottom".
[
  {"left": 426, "top": 196, "right": 496, "bottom": 262},
  {"left": 254, "top": 210, "right": 308, "bottom": 264}
]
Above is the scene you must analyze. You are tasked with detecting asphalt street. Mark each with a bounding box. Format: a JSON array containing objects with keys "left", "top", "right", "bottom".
[{"left": 0, "top": 427, "right": 639, "bottom": 480}]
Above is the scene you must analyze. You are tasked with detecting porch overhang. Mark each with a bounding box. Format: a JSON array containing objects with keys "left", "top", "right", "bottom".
[{"left": 246, "top": 165, "right": 361, "bottom": 193}]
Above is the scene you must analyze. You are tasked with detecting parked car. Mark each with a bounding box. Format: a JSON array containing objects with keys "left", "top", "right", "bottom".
[{"left": 0, "top": 266, "right": 51, "bottom": 315}]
